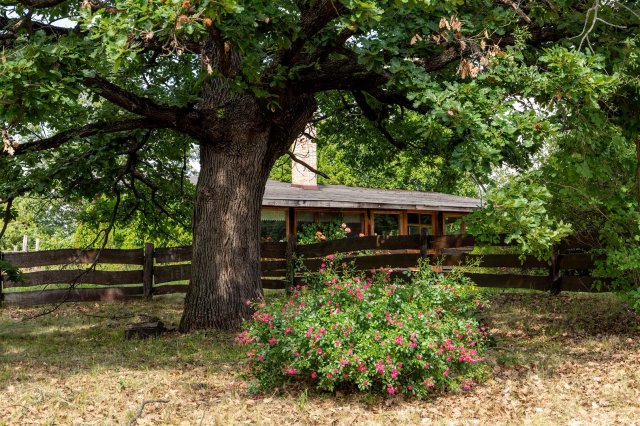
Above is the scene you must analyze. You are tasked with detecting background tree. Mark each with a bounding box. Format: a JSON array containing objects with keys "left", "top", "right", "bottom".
[{"left": 2, "top": 1, "right": 635, "bottom": 330}]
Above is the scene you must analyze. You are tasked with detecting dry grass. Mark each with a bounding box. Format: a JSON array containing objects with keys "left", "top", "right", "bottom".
[{"left": 1, "top": 291, "right": 639, "bottom": 425}]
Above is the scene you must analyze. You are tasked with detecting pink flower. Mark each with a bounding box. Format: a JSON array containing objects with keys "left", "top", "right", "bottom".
[
  {"left": 391, "top": 369, "right": 399, "bottom": 378},
  {"left": 345, "top": 227, "right": 351, "bottom": 233},
  {"left": 286, "top": 368, "right": 298, "bottom": 375},
  {"left": 395, "top": 336, "right": 403, "bottom": 346},
  {"left": 386, "top": 384, "right": 396, "bottom": 395},
  {"left": 268, "top": 337, "right": 277, "bottom": 345},
  {"left": 311, "top": 372, "right": 317, "bottom": 379},
  {"left": 327, "top": 373, "right": 333, "bottom": 379},
  {"left": 317, "top": 348, "right": 323, "bottom": 354},
  {"left": 367, "top": 313, "right": 373, "bottom": 319},
  {"left": 257, "top": 355, "right": 264, "bottom": 361},
  {"left": 341, "top": 223, "right": 347, "bottom": 229},
  {"left": 407, "top": 385, "right": 413, "bottom": 391},
  {"left": 444, "top": 368, "right": 450, "bottom": 377}
]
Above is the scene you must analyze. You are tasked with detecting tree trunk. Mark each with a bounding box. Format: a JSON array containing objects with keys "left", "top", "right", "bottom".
[
  {"left": 178, "top": 88, "right": 316, "bottom": 331},
  {"left": 179, "top": 120, "right": 274, "bottom": 332}
]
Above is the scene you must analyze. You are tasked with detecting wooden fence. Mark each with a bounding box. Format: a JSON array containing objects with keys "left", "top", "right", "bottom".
[{"left": 0, "top": 234, "right": 606, "bottom": 306}]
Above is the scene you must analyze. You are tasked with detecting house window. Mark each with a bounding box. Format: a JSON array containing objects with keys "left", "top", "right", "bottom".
[
  {"left": 444, "top": 215, "right": 465, "bottom": 235},
  {"left": 296, "top": 211, "right": 315, "bottom": 231},
  {"left": 260, "top": 209, "right": 287, "bottom": 242},
  {"left": 296, "top": 210, "right": 365, "bottom": 240},
  {"left": 408, "top": 213, "right": 434, "bottom": 236},
  {"left": 343, "top": 213, "right": 363, "bottom": 237},
  {"left": 319, "top": 211, "right": 342, "bottom": 223},
  {"left": 373, "top": 213, "right": 400, "bottom": 237}
]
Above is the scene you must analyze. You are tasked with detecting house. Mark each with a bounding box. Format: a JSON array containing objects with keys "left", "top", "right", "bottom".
[{"left": 259, "top": 136, "right": 481, "bottom": 242}]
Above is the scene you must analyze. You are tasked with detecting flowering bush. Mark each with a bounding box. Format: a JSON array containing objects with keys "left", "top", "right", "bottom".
[
  {"left": 297, "top": 219, "right": 351, "bottom": 244},
  {"left": 238, "top": 258, "right": 489, "bottom": 398}
]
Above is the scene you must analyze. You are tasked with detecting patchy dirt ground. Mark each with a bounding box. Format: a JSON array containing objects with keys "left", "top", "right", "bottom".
[{"left": 1, "top": 291, "right": 639, "bottom": 425}]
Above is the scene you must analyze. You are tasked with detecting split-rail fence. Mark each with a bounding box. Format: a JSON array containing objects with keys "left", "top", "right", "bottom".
[{"left": 0, "top": 234, "right": 606, "bottom": 306}]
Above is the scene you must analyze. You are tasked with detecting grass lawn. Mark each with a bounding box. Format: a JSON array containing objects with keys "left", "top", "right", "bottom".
[{"left": 1, "top": 290, "right": 639, "bottom": 425}]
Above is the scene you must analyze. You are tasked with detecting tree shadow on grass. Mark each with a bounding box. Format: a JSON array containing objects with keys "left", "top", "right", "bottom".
[
  {"left": 485, "top": 291, "right": 640, "bottom": 379},
  {"left": 0, "top": 294, "right": 247, "bottom": 387},
  {"left": 1, "top": 291, "right": 638, "bottom": 395}
]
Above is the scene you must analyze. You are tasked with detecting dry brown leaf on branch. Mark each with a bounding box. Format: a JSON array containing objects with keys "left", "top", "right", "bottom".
[
  {"left": 457, "top": 59, "right": 480, "bottom": 79},
  {"left": 450, "top": 16, "right": 462, "bottom": 31},
  {"left": 2, "top": 128, "right": 14, "bottom": 155},
  {"left": 410, "top": 34, "right": 423, "bottom": 45},
  {"left": 438, "top": 16, "right": 450, "bottom": 30}
]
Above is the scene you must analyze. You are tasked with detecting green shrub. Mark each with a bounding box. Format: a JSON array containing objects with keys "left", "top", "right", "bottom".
[
  {"left": 238, "top": 258, "right": 489, "bottom": 397},
  {"left": 297, "top": 219, "right": 351, "bottom": 244}
]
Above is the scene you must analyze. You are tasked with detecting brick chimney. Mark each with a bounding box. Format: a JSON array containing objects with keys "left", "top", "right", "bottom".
[{"left": 291, "top": 125, "right": 317, "bottom": 189}]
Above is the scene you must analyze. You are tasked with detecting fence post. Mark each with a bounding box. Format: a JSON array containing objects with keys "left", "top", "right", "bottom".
[
  {"left": 419, "top": 233, "right": 430, "bottom": 258},
  {"left": 286, "top": 235, "right": 297, "bottom": 293},
  {"left": 143, "top": 243, "right": 154, "bottom": 299},
  {"left": 549, "top": 245, "right": 562, "bottom": 295}
]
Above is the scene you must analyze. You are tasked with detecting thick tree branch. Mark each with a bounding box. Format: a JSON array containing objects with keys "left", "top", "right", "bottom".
[
  {"left": 9, "top": 118, "right": 166, "bottom": 155},
  {"left": 298, "top": 24, "right": 564, "bottom": 96},
  {"left": 295, "top": 57, "right": 389, "bottom": 92},
  {"left": 84, "top": 76, "right": 182, "bottom": 121},
  {"left": 352, "top": 91, "right": 407, "bottom": 150},
  {"left": 364, "top": 87, "right": 431, "bottom": 115},
  {"left": 419, "top": 25, "right": 564, "bottom": 73},
  {"left": 13, "top": 0, "right": 118, "bottom": 12},
  {"left": 279, "top": 0, "right": 348, "bottom": 66},
  {"left": 13, "top": 0, "right": 67, "bottom": 7},
  {"left": 0, "top": 14, "right": 73, "bottom": 40},
  {"left": 83, "top": 76, "right": 207, "bottom": 139}
]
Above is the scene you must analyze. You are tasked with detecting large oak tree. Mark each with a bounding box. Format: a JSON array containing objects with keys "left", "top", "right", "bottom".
[{"left": 1, "top": 0, "right": 635, "bottom": 330}]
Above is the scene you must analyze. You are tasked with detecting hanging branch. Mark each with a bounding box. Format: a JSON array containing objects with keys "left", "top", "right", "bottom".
[{"left": 286, "top": 150, "right": 329, "bottom": 179}]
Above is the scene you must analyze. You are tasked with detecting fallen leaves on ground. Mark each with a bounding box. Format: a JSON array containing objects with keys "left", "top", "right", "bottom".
[{"left": 1, "top": 292, "right": 639, "bottom": 425}]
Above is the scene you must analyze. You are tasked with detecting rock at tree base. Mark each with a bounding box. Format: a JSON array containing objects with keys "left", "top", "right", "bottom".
[{"left": 124, "top": 321, "right": 166, "bottom": 340}]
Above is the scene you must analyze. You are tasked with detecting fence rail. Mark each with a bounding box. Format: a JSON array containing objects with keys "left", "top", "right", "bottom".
[{"left": 0, "top": 234, "right": 608, "bottom": 306}]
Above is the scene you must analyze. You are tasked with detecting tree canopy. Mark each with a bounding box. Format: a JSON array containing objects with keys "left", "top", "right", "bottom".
[{"left": 2, "top": 0, "right": 640, "bottom": 328}]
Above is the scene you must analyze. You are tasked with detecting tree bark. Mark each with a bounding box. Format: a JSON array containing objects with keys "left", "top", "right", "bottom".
[
  {"left": 179, "top": 131, "right": 272, "bottom": 331},
  {"left": 178, "top": 90, "right": 315, "bottom": 331}
]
